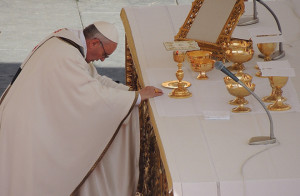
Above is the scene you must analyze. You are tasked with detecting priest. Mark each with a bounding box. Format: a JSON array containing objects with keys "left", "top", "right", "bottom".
[{"left": 0, "top": 21, "right": 163, "bottom": 196}]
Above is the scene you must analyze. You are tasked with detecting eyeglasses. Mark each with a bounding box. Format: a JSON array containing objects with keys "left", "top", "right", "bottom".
[{"left": 99, "top": 40, "right": 109, "bottom": 59}]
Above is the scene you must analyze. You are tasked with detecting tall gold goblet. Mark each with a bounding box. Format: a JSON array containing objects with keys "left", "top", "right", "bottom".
[
  {"left": 225, "top": 80, "right": 255, "bottom": 113},
  {"left": 169, "top": 51, "right": 192, "bottom": 98},
  {"left": 224, "top": 39, "right": 254, "bottom": 72},
  {"left": 267, "top": 76, "right": 291, "bottom": 111},
  {"left": 256, "top": 42, "right": 277, "bottom": 77},
  {"left": 186, "top": 50, "right": 214, "bottom": 80}
]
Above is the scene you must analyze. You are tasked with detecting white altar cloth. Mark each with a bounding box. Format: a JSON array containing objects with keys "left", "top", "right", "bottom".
[{"left": 122, "top": 1, "right": 300, "bottom": 196}]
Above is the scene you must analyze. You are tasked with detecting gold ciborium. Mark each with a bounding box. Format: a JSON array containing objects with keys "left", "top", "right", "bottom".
[
  {"left": 186, "top": 51, "right": 214, "bottom": 80},
  {"left": 256, "top": 42, "right": 277, "bottom": 77},
  {"left": 224, "top": 76, "right": 255, "bottom": 113},
  {"left": 266, "top": 76, "right": 291, "bottom": 111},
  {"left": 224, "top": 39, "right": 254, "bottom": 72},
  {"left": 169, "top": 51, "right": 192, "bottom": 98}
]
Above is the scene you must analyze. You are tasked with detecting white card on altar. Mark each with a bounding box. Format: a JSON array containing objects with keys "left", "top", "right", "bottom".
[
  {"left": 258, "top": 60, "right": 295, "bottom": 77},
  {"left": 257, "top": 60, "right": 291, "bottom": 69},
  {"left": 203, "top": 111, "right": 230, "bottom": 120},
  {"left": 261, "top": 68, "right": 295, "bottom": 77},
  {"left": 248, "top": 27, "right": 284, "bottom": 43},
  {"left": 163, "top": 40, "right": 200, "bottom": 51},
  {"left": 251, "top": 35, "right": 284, "bottom": 43},
  {"left": 248, "top": 27, "right": 280, "bottom": 37}
]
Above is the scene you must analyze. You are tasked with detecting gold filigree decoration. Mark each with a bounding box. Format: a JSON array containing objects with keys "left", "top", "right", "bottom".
[{"left": 175, "top": 0, "right": 245, "bottom": 60}]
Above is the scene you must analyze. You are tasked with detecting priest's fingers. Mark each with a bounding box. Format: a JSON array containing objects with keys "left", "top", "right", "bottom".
[{"left": 139, "top": 86, "right": 163, "bottom": 101}]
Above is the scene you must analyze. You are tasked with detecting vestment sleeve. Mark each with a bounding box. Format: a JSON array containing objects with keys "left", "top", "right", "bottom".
[{"left": 96, "top": 74, "right": 129, "bottom": 90}]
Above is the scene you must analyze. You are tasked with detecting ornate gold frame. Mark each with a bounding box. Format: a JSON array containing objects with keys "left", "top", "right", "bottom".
[{"left": 175, "top": 0, "right": 245, "bottom": 60}]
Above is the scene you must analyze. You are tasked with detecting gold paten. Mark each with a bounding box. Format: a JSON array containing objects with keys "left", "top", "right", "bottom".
[
  {"left": 256, "top": 42, "right": 277, "bottom": 77},
  {"left": 267, "top": 76, "right": 291, "bottom": 111},
  {"left": 223, "top": 38, "right": 254, "bottom": 72},
  {"left": 175, "top": 0, "right": 245, "bottom": 60},
  {"left": 169, "top": 51, "right": 192, "bottom": 98},
  {"left": 186, "top": 51, "right": 215, "bottom": 80},
  {"left": 161, "top": 80, "right": 191, "bottom": 89},
  {"left": 224, "top": 72, "right": 255, "bottom": 113}
]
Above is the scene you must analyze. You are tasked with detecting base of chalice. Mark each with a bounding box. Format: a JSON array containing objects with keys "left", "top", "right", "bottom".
[
  {"left": 232, "top": 104, "right": 251, "bottom": 113},
  {"left": 168, "top": 82, "right": 192, "bottom": 98},
  {"left": 267, "top": 98, "right": 291, "bottom": 111},
  {"left": 262, "top": 91, "right": 287, "bottom": 103}
]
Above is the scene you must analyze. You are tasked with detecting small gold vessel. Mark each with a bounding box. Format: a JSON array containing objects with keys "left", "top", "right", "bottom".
[
  {"left": 256, "top": 42, "right": 277, "bottom": 77},
  {"left": 224, "top": 71, "right": 253, "bottom": 105},
  {"left": 186, "top": 50, "right": 214, "bottom": 80},
  {"left": 223, "top": 39, "right": 254, "bottom": 72},
  {"left": 224, "top": 72, "right": 255, "bottom": 113},
  {"left": 267, "top": 76, "right": 291, "bottom": 111}
]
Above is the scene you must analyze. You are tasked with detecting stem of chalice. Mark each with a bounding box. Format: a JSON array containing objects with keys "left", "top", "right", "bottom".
[
  {"left": 267, "top": 76, "right": 291, "bottom": 111},
  {"left": 169, "top": 51, "right": 192, "bottom": 98}
]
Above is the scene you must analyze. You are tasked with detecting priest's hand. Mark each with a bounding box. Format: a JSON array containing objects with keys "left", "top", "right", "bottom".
[{"left": 139, "top": 86, "right": 163, "bottom": 101}]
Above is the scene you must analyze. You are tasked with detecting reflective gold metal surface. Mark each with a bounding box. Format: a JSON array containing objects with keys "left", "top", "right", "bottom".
[
  {"left": 224, "top": 72, "right": 255, "bottom": 113},
  {"left": 224, "top": 39, "right": 254, "bottom": 72},
  {"left": 161, "top": 80, "right": 191, "bottom": 89},
  {"left": 267, "top": 76, "right": 291, "bottom": 111},
  {"left": 186, "top": 50, "right": 215, "bottom": 80},
  {"left": 169, "top": 51, "right": 192, "bottom": 98},
  {"left": 175, "top": 0, "right": 245, "bottom": 60},
  {"left": 256, "top": 42, "right": 277, "bottom": 77}
]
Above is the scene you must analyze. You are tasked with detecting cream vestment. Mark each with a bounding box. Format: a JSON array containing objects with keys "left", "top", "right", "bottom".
[{"left": 0, "top": 29, "right": 140, "bottom": 196}]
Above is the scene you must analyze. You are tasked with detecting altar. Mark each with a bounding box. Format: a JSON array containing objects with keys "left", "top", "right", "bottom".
[{"left": 121, "top": 1, "right": 300, "bottom": 195}]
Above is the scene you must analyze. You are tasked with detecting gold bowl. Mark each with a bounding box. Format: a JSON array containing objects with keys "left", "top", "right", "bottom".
[
  {"left": 223, "top": 39, "right": 254, "bottom": 72},
  {"left": 255, "top": 42, "right": 277, "bottom": 77},
  {"left": 225, "top": 81, "right": 255, "bottom": 113},
  {"left": 186, "top": 50, "right": 214, "bottom": 79},
  {"left": 186, "top": 50, "right": 212, "bottom": 60},
  {"left": 257, "top": 42, "right": 277, "bottom": 61}
]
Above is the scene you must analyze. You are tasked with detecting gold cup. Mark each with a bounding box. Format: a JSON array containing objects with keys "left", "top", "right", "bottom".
[
  {"left": 169, "top": 51, "right": 192, "bottom": 98},
  {"left": 224, "top": 72, "right": 253, "bottom": 105},
  {"left": 223, "top": 39, "right": 254, "bottom": 72},
  {"left": 266, "top": 76, "right": 291, "bottom": 111},
  {"left": 224, "top": 72, "right": 255, "bottom": 113},
  {"left": 256, "top": 42, "right": 277, "bottom": 77},
  {"left": 186, "top": 50, "right": 214, "bottom": 80}
]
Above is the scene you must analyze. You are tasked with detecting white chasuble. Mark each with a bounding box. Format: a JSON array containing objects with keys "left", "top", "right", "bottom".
[{"left": 0, "top": 29, "right": 140, "bottom": 196}]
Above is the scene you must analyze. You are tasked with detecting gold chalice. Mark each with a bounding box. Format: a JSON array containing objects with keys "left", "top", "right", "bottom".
[
  {"left": 169, "top": 51, "right": 192, "bottom": 98},
  {"left": 256, "top": 42, "right": 277, "bottom": 77},
  {"left": 224, "top": 72, "right": 253, "bottom": 105},
  {"left": 266, "top": 76, "right": 291, "bottom": 111},
  {"left": 186, "top": 51, "right": 214, "bottom": 80},
  {"left": 224, "top": 74, "right": 255, "bottom": 113},
  {"left": 224, "top": 39, "right": 254, "bottom": 72}
]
